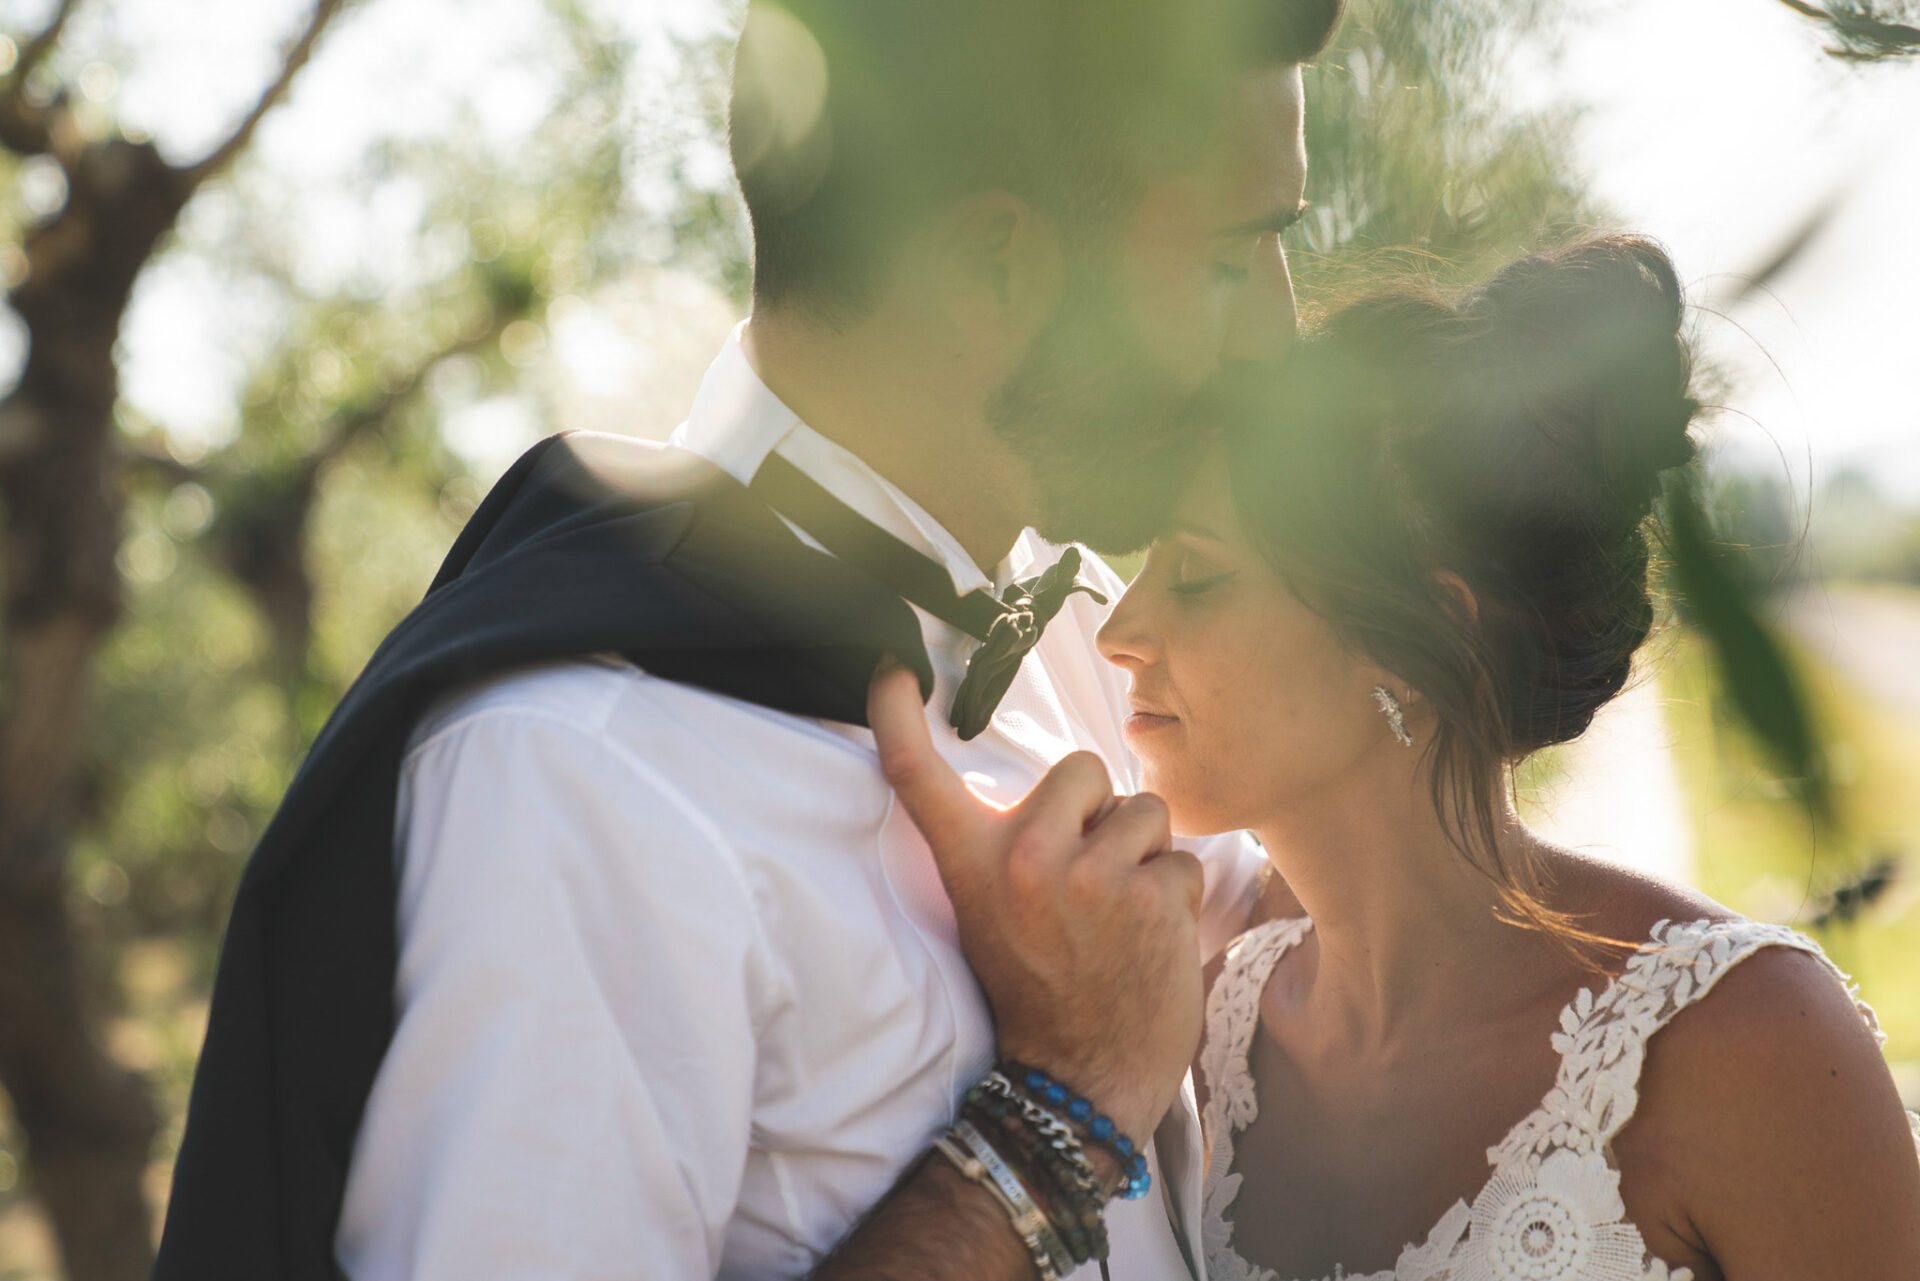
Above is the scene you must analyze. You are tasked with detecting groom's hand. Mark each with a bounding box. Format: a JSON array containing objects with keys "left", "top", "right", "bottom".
[{"left": 868, "top": 662, "right": 1204, "bottom": 1140}]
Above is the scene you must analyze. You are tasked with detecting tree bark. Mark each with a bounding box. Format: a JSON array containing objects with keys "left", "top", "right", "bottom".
[
  {"left": 0, "top": 841, "right": 158, "bottom": 1281},
  {"left": 0, "top": 133, "right": 186, "bottom": 1280},
  {"left": 0, "top": 5, "right": 352, "bottom": 1272}
]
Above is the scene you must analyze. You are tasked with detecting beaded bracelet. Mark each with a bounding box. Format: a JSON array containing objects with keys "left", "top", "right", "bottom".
[
  {"left": 970, "top": 1074, "right": 1109, "bottom": 1261},
  {"left": 961, "top": 1087, "right": 1108, "bottom": 1266},
  {"left": 934, "top": 1119, "right": 1071, "bottom": 1281},
  {"left": 1000, "top": 1059, "right": 1152, "bottom": 1200}
]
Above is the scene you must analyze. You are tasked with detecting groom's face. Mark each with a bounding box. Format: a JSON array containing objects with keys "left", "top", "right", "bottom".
[{"left": 989, "top": 67, "right": 1309, "bottom": 553}]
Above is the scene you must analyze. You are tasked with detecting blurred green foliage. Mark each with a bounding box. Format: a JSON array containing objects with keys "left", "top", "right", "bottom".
[
  {"left": 94, "top": 5, "right": 604, "bottom": 962},
  {"left": 1662, "top": 472, "right": 1832, "bottom": 822},
  {"left": 1708, "top": 461, "right": 1920, "bottom": 588},
  {"left": 1661, "top": 624, "right": 1920, "bottom": 1062},
  {"left": 1811, "top": 470, "right": 1920, "bottom": 582},
  {"left": 1, "top": 0, "right": 1904, "bottom": 1271},
  {"left": 85, "top": 0, "right": 746, "bottom": 959},
  {"left": 1290, "top": 0, "right": 1592, "bottom": 302},
  {"left": 0, "top": 7, "right": 748, "bottom": 1258},
  {"left": 1778, "top": 0, "right": 1920, "bottom": 60},
  {"left": 96, "top": 0, "right": 1642, "bottom": 1007},
  {"left": 1294, "top": 1, "right": 1838, "bottom": 820}
]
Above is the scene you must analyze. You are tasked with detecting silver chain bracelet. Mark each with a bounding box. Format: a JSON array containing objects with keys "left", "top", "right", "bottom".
[{"left": 979, "top": 1070, "right": 1106, "bottom": 1199}]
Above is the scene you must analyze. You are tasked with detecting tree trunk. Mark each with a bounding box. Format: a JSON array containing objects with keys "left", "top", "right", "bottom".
[
  {"left": 0, "top": 137, "right": 186, "bottom": 1281},
  {"left": 0, "top": 5, "right": 349, "bottom": 1270},
  {"left": 0, "top": 848, "right": 157, "bottom": 1281}
]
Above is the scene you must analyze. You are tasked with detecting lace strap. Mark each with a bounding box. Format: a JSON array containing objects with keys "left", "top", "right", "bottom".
[
  {"left": 1499, "top": 918, "right": 1827, "bottom": 1162},
  {"left": 1199, "top": 917, "right": 1313, "bottom": 1140}
]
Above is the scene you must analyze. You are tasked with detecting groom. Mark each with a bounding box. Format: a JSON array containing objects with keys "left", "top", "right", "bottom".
[{"left": 157, "top": 1, "right": 1338, "bottom": 1278}]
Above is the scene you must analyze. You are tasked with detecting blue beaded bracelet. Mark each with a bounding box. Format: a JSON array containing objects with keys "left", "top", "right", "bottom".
[{"left": 1008, "top": 1062, "right": 1152, "bottom": 1200}]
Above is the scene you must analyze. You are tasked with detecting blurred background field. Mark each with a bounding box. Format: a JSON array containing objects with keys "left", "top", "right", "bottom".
[{"left": 0, "top": 0, "right": 1917, "bottom": 1275}]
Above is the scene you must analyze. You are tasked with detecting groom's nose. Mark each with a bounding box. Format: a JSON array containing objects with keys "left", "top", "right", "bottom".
[{"left": 1221, "top": 236, "right": 1297, "bottom": 365}]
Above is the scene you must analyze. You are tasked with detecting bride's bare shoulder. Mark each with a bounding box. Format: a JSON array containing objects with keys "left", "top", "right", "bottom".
[
  {"left": 1544, "top": 836, "right": 1920, "bottom": 1272},
  {"left": 1540, "top": 844, "right": 1738, "bottom": 943},
  {"left": 1617, "top": 931, "right": 1920, "bottom": 1274}
]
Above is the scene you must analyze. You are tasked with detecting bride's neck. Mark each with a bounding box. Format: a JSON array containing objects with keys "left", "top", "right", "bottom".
[{"left": 1253, "top": 776, "right": 1565, "bottom": 1054}]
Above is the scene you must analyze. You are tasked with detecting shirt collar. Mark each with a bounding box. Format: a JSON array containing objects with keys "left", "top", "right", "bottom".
[{"left": 671, "top": 323, "right": 1025, "bottom": 597}]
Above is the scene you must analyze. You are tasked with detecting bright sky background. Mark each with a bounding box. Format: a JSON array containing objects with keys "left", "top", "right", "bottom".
[{"left": 6, "top": 0, "right": 1916, "bottom": 500}]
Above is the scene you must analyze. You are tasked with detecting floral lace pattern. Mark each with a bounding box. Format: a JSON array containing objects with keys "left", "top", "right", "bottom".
[{"left": 1198, "top": 916, "right": 1920, "bottom": 1281}]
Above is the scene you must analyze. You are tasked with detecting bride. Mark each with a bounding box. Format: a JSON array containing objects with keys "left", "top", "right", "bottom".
[{"left": 876, "top": 234, "right": 1920, "bottom": 1279}]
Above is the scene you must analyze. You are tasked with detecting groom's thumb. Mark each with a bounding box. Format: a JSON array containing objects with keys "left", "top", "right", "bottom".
[{"left": 868, "top": 660, "right": 985, "bottom": 850}]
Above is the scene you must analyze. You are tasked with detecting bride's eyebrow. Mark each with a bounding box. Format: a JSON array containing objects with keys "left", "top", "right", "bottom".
[{"left": 1167, "top": 520, "right": 1229, "bottom": 543}]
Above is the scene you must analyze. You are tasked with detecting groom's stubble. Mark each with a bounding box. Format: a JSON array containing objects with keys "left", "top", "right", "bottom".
[{"left": 986, "top": 240, "right": 1210, "bottom": 557}]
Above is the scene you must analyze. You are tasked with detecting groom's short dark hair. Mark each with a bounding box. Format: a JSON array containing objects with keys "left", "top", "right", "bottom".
[{"left": 730, "top": 0, "right": 1342, "bottom": 323}]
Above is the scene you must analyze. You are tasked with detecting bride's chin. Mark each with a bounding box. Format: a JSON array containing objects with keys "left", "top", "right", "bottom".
[
  {"left": 1136, "top": 769, "right": 1202, "bottom": 833},
  {"left": 1138, "top": 750, "right": 1244, "bottom": 836},
  {"left": 1144, "top": 772, "right": 1250, "bottom": 841}
]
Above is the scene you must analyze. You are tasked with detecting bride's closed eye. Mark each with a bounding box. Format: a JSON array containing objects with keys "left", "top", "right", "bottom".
[
  {"left": 1164, "top": 546, "right": 1237, "bottom": 599},
  {"left": 1169, "top": 569, "right": 1235, "bottom": 598}
]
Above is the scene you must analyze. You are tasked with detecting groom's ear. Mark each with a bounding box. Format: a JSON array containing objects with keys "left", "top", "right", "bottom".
[{"left": 926, "top": 193, "right": 1063, "bottom": 353}]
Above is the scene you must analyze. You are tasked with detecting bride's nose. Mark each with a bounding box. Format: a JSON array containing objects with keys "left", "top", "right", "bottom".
[{"left": 1096, "top": 582, "right": 1161, "bottom": 672}]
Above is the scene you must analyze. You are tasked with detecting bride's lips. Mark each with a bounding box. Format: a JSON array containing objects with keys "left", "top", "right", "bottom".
[{"left": 1123, "top": 707, "right": 1180, "bottom": 736}]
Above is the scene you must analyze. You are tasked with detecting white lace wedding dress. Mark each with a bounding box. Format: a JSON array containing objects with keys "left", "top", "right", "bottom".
[{"left": 1199, "top": 916, "right": 1920, "bottom": 1281}]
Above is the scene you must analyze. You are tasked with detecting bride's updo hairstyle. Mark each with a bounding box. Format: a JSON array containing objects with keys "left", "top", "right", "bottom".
[{"left": 1227, "top": 234, "right": 1700, "bottom": 941}]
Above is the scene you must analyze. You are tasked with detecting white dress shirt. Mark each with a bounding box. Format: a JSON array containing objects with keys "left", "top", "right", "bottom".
[{"left": 335, "top": 327, "right": 1266, "bottom": 1281}]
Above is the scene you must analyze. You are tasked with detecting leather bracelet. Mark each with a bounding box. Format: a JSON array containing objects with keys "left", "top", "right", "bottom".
[
  {"left": 935, "top": 1119, "right": 1072, "bottom": 1281},
  {"left": 962, "top": 1089, "right": 1108, "bottom": 1265},
  {"left": 955, "top": 1119, "right": 1075, "bottom": 1279}
]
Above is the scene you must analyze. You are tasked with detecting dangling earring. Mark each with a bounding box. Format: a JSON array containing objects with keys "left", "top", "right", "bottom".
[{"left": 1373, "top": 685, "right": 1414, "bottom": 747}]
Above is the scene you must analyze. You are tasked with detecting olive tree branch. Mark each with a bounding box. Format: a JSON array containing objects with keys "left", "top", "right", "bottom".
[{"left": 181, "top": 0, "right": 355, "bottom": 189}]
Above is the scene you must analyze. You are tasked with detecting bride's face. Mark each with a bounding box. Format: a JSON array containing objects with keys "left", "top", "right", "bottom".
[{"left": 1097, "top": 450, "right": 1399, "bottom": 837}]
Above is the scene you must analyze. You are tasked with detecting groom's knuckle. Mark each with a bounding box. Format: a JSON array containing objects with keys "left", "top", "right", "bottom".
[
  {"left": 1122, "top": 791, "right": 1170, "bottom": 830},
  {"left": 1005, "top": 826, "right": 1055, "bottom": 886},
  {"left": 1057, "top": 751, "right": 1110, "bottom": 795}
]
